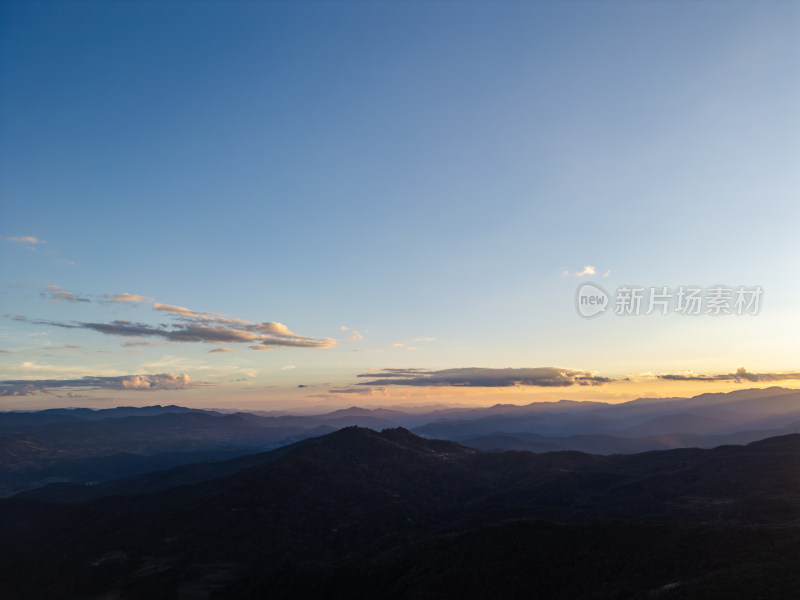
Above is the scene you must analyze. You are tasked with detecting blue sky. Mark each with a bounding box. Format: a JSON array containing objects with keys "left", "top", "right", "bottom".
[{"left": 1, "top": 1, "right": 798, "bottom": 409}]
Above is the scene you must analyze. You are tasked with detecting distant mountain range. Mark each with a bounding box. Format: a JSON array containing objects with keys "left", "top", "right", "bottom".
[
  {"left": 2, "top": 386, "right": 798, "bottom": 498},
  {"left": 2, "top": 426, "right": 800, "bottom": 598}
]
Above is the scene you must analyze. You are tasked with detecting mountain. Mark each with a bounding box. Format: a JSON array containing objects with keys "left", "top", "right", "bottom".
[
  {"left": 0, "top": 410, "right": 329, "bottom": 497},
  {"left": 0, "top": 405, "right": 201, "bottom": 434},
  {"left": 2, "top": 427, "right": 800, "bottom": 598},
  {"left": 413, "top": 387, "right": 800, "bottom": 439},
  {"left": 620, "top": 412, "right": 733, "bottom": 436},
  {"left": 458, "top": 427, "right": 795, "bottom": 454},
  {"left": 4, "top": 387, "right": 799, "bottom": 498}
]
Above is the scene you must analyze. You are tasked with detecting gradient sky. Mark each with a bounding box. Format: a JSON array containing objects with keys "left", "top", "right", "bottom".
[{"left": 1, "top": 1, "right": 798, "bottom": 410}]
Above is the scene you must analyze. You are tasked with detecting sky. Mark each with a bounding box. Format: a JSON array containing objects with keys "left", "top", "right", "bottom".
[{"left": 1, "top": 1, "right": 798, "bottom": 411}]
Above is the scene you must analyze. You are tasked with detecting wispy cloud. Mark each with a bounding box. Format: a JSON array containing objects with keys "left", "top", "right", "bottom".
[
  {"left": 208, "top": 347, "right": 236, "bottom": 353},
  {"left": 49, "top": 291, "right": 91, "bottom": 304},
  {"left": 0, "top": 373, "right": 196, "bottom": 396},
  {"left": 340, "top": 326, "right": 365, "bottom": 341},
  {"left": 321, "top": 386, "right": 389, "bottom": 396},
  {"left": 14, "top": 315, "right": 335, "bottom": 349},
  {"left": 1, "top": 235, "right": 43, "bottom": 249},
  {"left": 657, "top": 367, "right": 800, "bottom": 383},
  {"left": 356, "top": 366, "right": 613, "bottom": 387},
  {"left": 16, "top": 290, "right": 337, "bottom": 351}
]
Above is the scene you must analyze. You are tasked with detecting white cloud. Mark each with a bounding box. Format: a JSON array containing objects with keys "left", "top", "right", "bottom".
[{"left": 562, "top": 265, "right": 598, "bottom": 278}]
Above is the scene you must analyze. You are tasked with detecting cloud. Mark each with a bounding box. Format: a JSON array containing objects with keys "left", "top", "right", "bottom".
[
  {"left": 208, "top": 347, "right": 236, "bottom": 353},
  {"left": 153, "top": 303, "right": 217, "bottom": 319},
  {"left": 356, "top": 367, "right": 612, "bottom": 387},
  {"left": 323, "top": 386, "right": 389, "bottom": 396},
  {"left": 19, "top": 290, "right": 336, "bottom": 351},
  {"left": 340, "top": 326, "right": 365, "bottom": 340},
  {"left": 1, "top": 235, "right": 43, "bottom": 248},
  {"left": 111, "top": 293, "right": 148, "bottom": 303},
  {"left": 122, "top": 341, "right": 154, "bottom": 347},
  {"left": 391, "top": 343, "right": 404, "bottom": 347},
  {"left": 13, "top": 310, "right": 336, "bottom": 350},
  {"left": 40, "top": 286, "right": 90, "bottom": 303},
  {"left": 411, "top": 337, "right": 436, "bottom": 342},
  {"left": 0, "top": 373, "right": 196, "bottom": 396},
  {"left": 562, "top": 265, "right": 597, "bottom": 278},
  {"left": 49, "top": 290, "right": 91, "bottom": 304},
  {"left": 657, "top": 367, "right": 800, "bottom": 383},
  {"left": 357, "top": 368, "right": 428, "bottom": 378},
  {"left": 281, "top": 365, "right": 296, "bottom": 370}
]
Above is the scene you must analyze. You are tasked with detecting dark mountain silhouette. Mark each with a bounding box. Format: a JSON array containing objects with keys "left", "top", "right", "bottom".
[
  {"left": 0, "top": 411, "right": 328, "bottom": 497},
  {"left": 3, "top": 387, "right": 799, "bottom": 499},
  {"left": 2, "top": 427, "right": 800, "bottom": 598},
  {"left": 459, "top": 427, "right": 795, "bottom": 454}
]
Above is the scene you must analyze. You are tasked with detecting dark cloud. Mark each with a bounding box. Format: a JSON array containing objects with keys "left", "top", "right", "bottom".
[
  {"left": 658, "top": 367, "right": 800, "bottom": 383},
  {"left": 11, "top": 315, "right": 335, "bottom": 350},
  {"left": 15, "top": 291, "right": 334, "bottom": 351},
  {"left": 0, "top": 373, "right": 196, "bottom": 396},
  {"left": 356, "top": 367, "right": 613, "bottom": 388}
]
